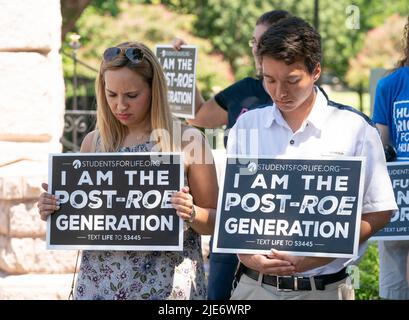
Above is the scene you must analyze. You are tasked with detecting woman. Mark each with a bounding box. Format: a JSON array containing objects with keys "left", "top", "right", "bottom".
[
  {"left": 372, "top": 16, "right": 409, "bottom": 300},
  {"left": 37, "top": 42, "right": 218, "bottom": 300}
]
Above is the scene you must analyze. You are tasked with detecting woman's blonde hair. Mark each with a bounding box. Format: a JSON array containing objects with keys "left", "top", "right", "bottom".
[{"left": 95, "top": 41, "right": 174, "bottom": 152}]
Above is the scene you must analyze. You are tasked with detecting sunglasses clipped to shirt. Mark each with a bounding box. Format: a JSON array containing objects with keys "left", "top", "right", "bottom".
[{"left": 103, "top": 47, "right": 144, "bottom": 63}]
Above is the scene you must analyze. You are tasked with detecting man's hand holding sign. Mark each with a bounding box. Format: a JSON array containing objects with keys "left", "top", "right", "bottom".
[
  {"left": 215, "top": 157, "right": 394, "bottom": 280},
  {"left": 214, "top": 157, "right": 365, "bottom": 257},
  {"left": 224, "top": 16, "right": 396, "bottom": 300}
]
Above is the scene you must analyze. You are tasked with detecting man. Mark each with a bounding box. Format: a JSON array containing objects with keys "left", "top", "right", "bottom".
[
  {"left": 173, "top": 10, "right": 292, "bottom": 300},
  {"left": 227, "top": 16, "right": 397, "bottom": 300}
]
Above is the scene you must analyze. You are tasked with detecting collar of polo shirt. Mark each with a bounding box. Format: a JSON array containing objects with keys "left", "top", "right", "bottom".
[{"left": 264, "top": 86, "right": 328, "bottom": 132}]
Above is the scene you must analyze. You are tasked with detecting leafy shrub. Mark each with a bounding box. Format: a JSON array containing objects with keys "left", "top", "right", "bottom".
[{"left": 355, "top": 241, "right": 381, "bottom": 300}]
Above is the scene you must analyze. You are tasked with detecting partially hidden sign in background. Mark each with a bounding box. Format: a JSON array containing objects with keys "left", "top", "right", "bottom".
[
  {"left": 372, "top": 162, "right": 409, "bottom": 241},
  {"left": 213, "top": 156, "right": 365, "bottom": 258},
  {"left": 47, "top": 153, "right": 184, "bottom": 251},
  {"left": 155, "top": 45, "right": 197, "bottom": 119}
]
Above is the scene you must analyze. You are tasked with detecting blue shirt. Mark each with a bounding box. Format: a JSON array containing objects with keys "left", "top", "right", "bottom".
[{"left": 373, "top": 66, "right": 409, "bottom": 159}]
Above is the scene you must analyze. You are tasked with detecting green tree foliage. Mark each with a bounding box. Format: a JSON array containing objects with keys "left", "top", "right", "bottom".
[
  {"left": 66, "top": 0, "right": 409, "bottom": 86},
  {"left": 150, "top": 0, "right": 408, "bottom": 86},
  {"left": 64, "top": 2, "right": 233, "bottom": 100},
  {"left": 191, "top": 0, "right": 272, "bottom": 78},
  {"left": 157, "top": 0, "right": 313, "bottom": 79},
  {"left": 346, "top": 14, "right": 406, "bottom": 90},
  {"left": 90, "top": 0, "right": 121, "bottom": 16},
  {"left": 356, "top": 242, "right": 381, "bottom": 300},
  {"left": 61, "top": 0, "right": 92, "bottom": 40},
  {"left": 320, "top": 0, "right": 408, "bottom": 86},
  {"left": 61, "top": 0, "right": 121, "bottom": 40}
]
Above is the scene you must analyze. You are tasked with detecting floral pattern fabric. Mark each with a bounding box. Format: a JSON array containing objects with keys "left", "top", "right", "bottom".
[{"left": 74, "top": 141, "right": 206, "bottom": 300}]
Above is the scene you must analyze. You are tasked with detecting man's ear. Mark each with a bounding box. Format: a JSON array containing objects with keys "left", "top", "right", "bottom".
[{"left": 313, "top": 63, "right": 321, "bottom": 81}]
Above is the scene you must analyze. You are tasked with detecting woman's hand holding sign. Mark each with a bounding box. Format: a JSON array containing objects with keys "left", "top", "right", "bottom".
[
  {"left": 171, "top": 186, "right": 196, "bottom": 223},
  {"left": 38, "top": 183, "right": 59, "bottom": 221}
]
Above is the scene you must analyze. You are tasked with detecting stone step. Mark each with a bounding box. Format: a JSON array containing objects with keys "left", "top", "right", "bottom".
[{"left": 0, "top": 273, "right": 73, "bottom": 300}]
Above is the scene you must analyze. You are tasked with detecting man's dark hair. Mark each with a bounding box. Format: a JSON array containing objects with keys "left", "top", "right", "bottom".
[
  {"left": 256, "top": 10, "right": 291, "bottom": 27},
  {"left": 257, "top": 16, "right": 321, "bottom": 74}
]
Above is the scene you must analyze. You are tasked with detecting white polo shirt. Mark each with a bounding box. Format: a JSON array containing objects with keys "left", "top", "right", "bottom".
[{"left": 227, "top": 88, "right": 398, "bottom": 276}]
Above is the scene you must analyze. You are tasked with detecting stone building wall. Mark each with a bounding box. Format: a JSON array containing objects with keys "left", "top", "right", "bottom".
[{"left": 0, "top": 0, "right": 77, "bottom": 299}]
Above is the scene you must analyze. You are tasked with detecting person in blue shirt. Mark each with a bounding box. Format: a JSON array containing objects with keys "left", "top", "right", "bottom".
[
  {"left": 173, "top": 10, "right": 292, "bottom": 299},
  {"left": 372, "top": 15, "right": 409, "bottom": 300}
]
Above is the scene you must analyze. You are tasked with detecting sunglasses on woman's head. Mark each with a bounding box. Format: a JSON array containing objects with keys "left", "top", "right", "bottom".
[{"left": 103, "top": 47, "right": 144, "bottom": 63}]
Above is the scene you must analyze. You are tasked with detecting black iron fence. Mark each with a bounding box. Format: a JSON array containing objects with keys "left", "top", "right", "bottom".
[{"left": 61, "top": 50, "right": 97, "bottom": 152}]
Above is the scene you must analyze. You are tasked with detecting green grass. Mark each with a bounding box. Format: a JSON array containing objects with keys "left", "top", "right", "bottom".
[{"left": 326, "top": 90, "right": 371, "bottom": 116}]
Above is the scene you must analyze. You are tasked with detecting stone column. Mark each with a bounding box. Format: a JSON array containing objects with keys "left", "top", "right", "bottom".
[{"left": 0, "top": 0, "right": 77, "bottom": 299}]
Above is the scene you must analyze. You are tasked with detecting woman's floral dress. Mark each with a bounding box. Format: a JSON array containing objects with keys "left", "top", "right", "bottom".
[{"left": 74, "top": 142, "right": 207, "bottom": 300}]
